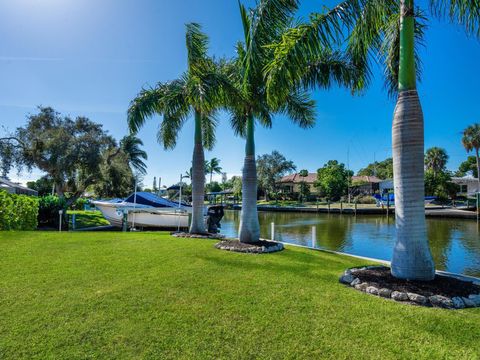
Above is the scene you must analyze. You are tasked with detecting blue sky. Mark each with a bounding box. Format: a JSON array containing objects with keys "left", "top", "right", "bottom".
[{"left": 0, "top": 0, "right": 479, "bottom": 188}]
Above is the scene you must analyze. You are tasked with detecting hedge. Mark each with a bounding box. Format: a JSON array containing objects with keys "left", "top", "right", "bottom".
[
  {"left": 38, "top": 195, "right": 68, "bottom": 230},
  {"left": 0, "top": 190, "right": 39, "bottom": 230}
]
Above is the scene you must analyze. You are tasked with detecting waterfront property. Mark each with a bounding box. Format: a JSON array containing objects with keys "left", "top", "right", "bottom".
[
  {"left": 349, "top": 175, "right": 382, "bottom": 196},
  {"left": 0, "top": 177, "right": 38, "bottom": 196},
  {"left": 452, "top": 175, "right": 480, "bottom": 197},
  {"left": 1, "top": 231, "right": 479, "bottom": 359},
  {"left": 220, "top": 210, "right": 480, "bottom": 278},
  {"left": 277, "top": 172, "right": 317, "bottom": 196}
]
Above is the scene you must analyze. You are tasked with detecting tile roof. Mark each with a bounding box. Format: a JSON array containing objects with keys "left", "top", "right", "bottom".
[{"left": 278, "top": 173, "right": 317, "bottom": 184}]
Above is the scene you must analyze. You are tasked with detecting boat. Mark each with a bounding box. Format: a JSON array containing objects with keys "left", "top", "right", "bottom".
[
  {"left": 373, "top": 193, "right": 437, "bottom": 207},
  {"left": 92, "top": 192, "right": 201, "bottom": 230}
]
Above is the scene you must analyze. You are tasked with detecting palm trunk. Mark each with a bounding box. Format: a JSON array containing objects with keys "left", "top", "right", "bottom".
[
  {"left": 390, "top": 0, "right": 434, "bottom": 281},
  {"left": 239, "top": 114, "right": 260, "bottom": 243},
  {"left": 189, "top": 110, "right": 206, "bottom": 234}
]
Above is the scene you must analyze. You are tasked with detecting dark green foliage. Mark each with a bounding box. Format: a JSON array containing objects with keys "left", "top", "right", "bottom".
[
  {"left": 316, "top": 160, "right": 353, "bottom": 201},
  {"left": 424, "top": 170, "right": 459, "bottom": 200},
  {"left": 357, "top": 158, "right": 393, "bottom": 180},
  {"left": 456, "top": 156, "right": 478, "bottom": 177},
  {"left": 26, "top": 176, "right": 55, "bottom": 196},
  {"left": 206, "top": 181, "right": 222, "bottom": 193},
  {"left": 257, "top": 151, "right": 296, "bottom": 200},
  {"left": 424, "top": 147, "right": 448, "bottom": 176},
  {"left": 0, "top": 190, "right": 38, "bottom": 230},
  {"left": 38, "top": 195, "right": 67, "bottom": 229}
]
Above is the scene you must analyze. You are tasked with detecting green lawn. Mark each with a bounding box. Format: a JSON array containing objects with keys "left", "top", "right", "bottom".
[
  {"left": 1, "top": 232, "right": 479, "bottom": 359},
  {"left": 67, "top": 210, "right": 110, "bottom": 229}
]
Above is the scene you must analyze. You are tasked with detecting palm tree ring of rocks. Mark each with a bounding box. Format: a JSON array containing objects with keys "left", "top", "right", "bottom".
[
  {"left": 215, "top": 239, "right": 284, "bottom": 254},
  {"left": 340, "top": 266, "right": 480, "bottom": 309}
]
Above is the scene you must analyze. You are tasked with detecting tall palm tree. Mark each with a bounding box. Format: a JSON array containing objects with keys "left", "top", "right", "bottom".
[
  {"left": 462, "top": 124, "right": 480, "bottom": 188},
  {"left": 267, "top": 0, "right": 480, "bottom": 280},
  {"left": 226, "top": 0, "right": 324, "bottom": 244},
  {"left": 128, "top": 23, "right": 223, "bottom": 234},
  {"left": 424, "top": 147, "right": 448, "bottom": 178},
  {"left": 206, "top": 158, "right": 222, "bottom": 183},
  {"left": 120, "top": 135, "right": 148, "bottom": 175}
]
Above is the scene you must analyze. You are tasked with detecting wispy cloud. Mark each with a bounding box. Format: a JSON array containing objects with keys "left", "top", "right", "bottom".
[
  {"left": 0, "top": 56, "right": 160, "bottom": 64},
  {"left": 0, "top": 56, "right": 64, "bottom": 62}
]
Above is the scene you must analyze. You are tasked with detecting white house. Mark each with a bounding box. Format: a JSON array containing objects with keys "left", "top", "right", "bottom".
[
  {"left": 451, "top": 175, "right": 480, "bottom": 197},
  {"left": 0, "top": 177, "right": 38, "bottom": 196}
]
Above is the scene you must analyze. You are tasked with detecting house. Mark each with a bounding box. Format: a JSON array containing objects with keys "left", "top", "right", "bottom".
[
  {"left": 277, "top": 172, "right": 318, "bottom": 195},
  {"left": 0, "top": 177, "right": 38, "bottom": 196},
  {"left": 349, "top": 175, "right": 382, "bottom": 195},
  {"left": 451, "top": 175, "right": 480, "bottom": 197}
]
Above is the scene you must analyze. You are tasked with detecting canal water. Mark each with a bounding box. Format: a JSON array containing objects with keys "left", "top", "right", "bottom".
[{"left": 220, "top": 210, "right": 480, "bottom": 278}]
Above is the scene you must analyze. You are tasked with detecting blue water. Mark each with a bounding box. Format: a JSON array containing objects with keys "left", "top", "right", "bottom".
[{"left": 220, "top": 210, "right": 480, "bottom": 278}]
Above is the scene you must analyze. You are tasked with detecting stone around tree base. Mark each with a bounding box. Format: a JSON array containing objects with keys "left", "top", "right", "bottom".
[
  {"left": 172, "top": 232, "right": 225, "bottom": 239},
  {"left": 215, "top": 239, "right": 284, "bottom": 254},
  {"left": 339, "top": 266, "right": 480, "bottom": 309}
]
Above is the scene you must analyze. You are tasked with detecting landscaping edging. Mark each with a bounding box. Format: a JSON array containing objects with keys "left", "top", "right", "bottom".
[
  {"left": 215, "top": 239, "right": 284, "bottom": 253},
  {"left": 340, "top": 266, "right": 480, "bottom": 309},
  {"left": 172, "top": 232, "right": 225, "bottom": 239}
]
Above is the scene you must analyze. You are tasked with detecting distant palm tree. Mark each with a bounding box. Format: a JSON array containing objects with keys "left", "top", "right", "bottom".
[
  {"left": 206, "top": 158, "right": 222, "bottom": 183},
  {"left": 128, "top": 23, "right": 224, "bottom": 234},
  {"left": 225, "top": 0, "right": 323, "bottom": 244},
  {"left": 120, "top": 135, "right": 148, "bottom": 175},
  {"left": 424, "top": 147, "right": 448, "bottom": 178},
  {"left": 462, "top": 123, "right": 480, "bottom": 188},
  {"left": 267, "top": 0, "right": 480, "bottom": 280}
]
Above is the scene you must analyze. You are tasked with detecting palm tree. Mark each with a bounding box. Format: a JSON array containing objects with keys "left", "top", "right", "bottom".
[
  {"left": 462, "top": 124, "right": 480, "bottom": 189},
  {"left": 128, "top": 23, "right": 223, "bottom": 234},
  {"left": 424, "top": 147, "right": 448, "bottom": 178},
  {"left": 206, "top": 158, "right": 222, "bottom": 183},
  {"left": 120, "top": 135, "right": 148, "bottom": 175},
  {"left": 267, "top": 0, "right": 480, "bottom": 280},
  {"left": 225, "top": 0, "right": 324, "bottom": 244}
]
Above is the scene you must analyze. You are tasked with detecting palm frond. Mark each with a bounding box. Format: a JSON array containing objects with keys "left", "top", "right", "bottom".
[
  {"left": 127, "top": 87, "right": 164, "bottom": 133},
  {"left": 157, "top": 112, "right": 189, "bottom": 150},
  {"left": 201, "top": 112, "right": 219, "bottom": 151},
  {"left": 186, "top": 23, "right": 209, "bottom": 73},
  {"left": 229, "top": 109, "right": 248, "bottom": 138},
  {"left": 430, "top": 0, "right": 480, "bottom": 37},
  {"left": 278, "top": 90, "right": 316, "bottom": 129}
]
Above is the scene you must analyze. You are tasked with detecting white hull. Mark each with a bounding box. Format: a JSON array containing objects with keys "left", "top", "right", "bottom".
[{"left": 93, "top": 201, "right": 190, "bottom": 229}]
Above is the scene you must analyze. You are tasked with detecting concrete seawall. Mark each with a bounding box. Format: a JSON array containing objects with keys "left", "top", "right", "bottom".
[{"left": 230, "top": 204, "right": 478, "bottom": 220}]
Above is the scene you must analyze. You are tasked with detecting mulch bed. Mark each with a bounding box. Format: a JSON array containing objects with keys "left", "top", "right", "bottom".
[
  {"left": 340, "top": 265, "right": 480, "bottom": 309},
  {"left": 354, "top": 266, "right": 479, "bottom": 298},
  {"left": 215, "top": 239, "right": 284, "bottom": 254}
]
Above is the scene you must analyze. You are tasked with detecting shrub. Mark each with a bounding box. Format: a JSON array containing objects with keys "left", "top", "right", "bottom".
[
  {"left": 0, "top": 190, "right": 39, "bottom": 230},
  {"left": 355, "top": 195, "right": 377, "bottom": 204},
  {"left": 70, "top": 197, "right": 88, "bottom": 210},
  {"left": 38, "top": 195, "right": 68, "bottom": 229}
]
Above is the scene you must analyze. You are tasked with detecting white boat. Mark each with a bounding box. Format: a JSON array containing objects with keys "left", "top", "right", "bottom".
[{"left": 92, "top": 192, "right": 194, "bottom": 230}]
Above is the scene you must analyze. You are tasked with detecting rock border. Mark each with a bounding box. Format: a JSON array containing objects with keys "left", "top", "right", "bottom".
[
  {"left": 172, "top": 232, "right": 225, "bottom": 239},
  {"left": 215, "top": 239, "right": 284, "bottom": 254},
  {"left": 339, "top": 266, "right": 480, "bottom": 309}
]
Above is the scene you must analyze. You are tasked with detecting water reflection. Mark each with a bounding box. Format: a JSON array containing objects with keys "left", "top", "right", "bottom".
[{"left": 221, "top": 210, "right": 480, "bottom": 278}]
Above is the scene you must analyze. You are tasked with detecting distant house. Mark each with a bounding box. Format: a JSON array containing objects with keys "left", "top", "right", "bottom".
[
  {"left": 349, "top": 176, "right": 382, "bottom": 195},
  {"left": 451, "top": 176, "right": 480, "bottom": 197},
  {"left": 277, "top": 172, "right": 318, "bottom": 195},
  {"left": 0, "top": 178, "right": 38, "bottom": 196}
]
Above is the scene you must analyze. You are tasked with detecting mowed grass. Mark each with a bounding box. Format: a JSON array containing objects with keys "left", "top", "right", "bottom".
[
  {"left": 0, "top": 232, "right": 479, "bottom": 359},
  {"left": 67, "top": 210, "right": 110, "bottom": 229}
]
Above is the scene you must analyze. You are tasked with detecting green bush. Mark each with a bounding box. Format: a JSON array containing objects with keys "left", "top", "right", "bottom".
[
  {"left": 70, "top": 197, "right": 88, "bottom": 210},
  {"left": 38, "top": 195, "right": 68, "bottom": 229},
  {"left": 0, "top": 190, "right": 39, "bottom": 230}
]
